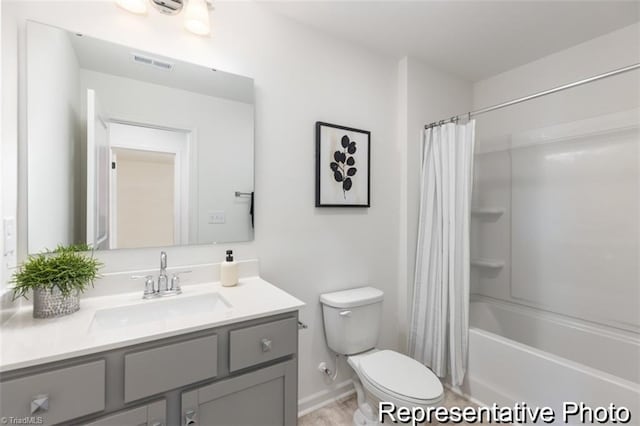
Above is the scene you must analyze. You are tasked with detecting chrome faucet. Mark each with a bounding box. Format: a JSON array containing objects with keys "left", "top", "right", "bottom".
[
  {"left": 131, "top": 251, "right": 191, "bottom": 299},
  {"left": 158, "top": 251, "right": 169, "bottom": 292}
]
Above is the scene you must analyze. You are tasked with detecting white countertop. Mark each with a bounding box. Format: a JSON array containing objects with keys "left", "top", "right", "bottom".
[{"left": 0, "top": 277, "right": 304, "bottom": 373}]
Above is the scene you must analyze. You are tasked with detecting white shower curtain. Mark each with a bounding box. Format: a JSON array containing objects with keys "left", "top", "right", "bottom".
[{"left": 409, "top": 120, "right": 475, "bottom": 386}]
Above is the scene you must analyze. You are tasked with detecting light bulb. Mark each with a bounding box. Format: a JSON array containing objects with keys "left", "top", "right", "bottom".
[
  {"left": 184, "top": 0, "right": 211, "bottom": 36},
  {"left": 116, "top": 0, "right": 148, "bottom": 14}
]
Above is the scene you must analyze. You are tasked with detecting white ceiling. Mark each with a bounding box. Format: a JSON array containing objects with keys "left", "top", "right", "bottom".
[{"left": 266, "top": 1, "right": 640, "bottom": 81}]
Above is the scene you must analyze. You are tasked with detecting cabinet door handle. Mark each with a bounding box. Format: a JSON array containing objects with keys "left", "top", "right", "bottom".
[
  {"left": 261, "top": 338, "right": 272, "bottom": 352},
  {"left": 184, "top": 409, "right": 197, "bottom": 425},
  {"left": 30, "top": 394, "right": 49, "bottom": 415}
]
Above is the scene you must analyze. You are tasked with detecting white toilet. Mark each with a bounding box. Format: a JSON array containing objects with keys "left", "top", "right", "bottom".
[{"left": 320, "top": 286, "right": 444, "bottom": 425}]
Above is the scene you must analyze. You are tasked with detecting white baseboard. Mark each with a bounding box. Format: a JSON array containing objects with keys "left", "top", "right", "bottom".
[
  {"left": 298, "top": 379, "right": 356, "bottom": 417},
  {"left": 444, "top": 382, "right": 489, "bottom": 408}
]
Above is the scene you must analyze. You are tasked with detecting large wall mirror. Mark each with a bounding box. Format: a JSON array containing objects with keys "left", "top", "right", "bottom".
[{"left": 26, "top": 21, "right": 255, "bottom": 253}]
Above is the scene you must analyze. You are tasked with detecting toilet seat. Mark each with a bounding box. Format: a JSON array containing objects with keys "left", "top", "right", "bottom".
[
  {"left": 359, "top": 372, "right": 443, "bottom": 407},
  {"left": 356, "top": 350, "right": 443, "bottom": 404}
]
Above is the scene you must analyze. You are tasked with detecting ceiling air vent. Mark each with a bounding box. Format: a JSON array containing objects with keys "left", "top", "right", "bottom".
[{"left": 131, "top": 53, "right": 173, "bottom": 71}]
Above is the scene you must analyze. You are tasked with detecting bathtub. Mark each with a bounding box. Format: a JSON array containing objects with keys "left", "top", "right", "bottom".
[{"left": 460, "top": 297, "right": 640, "bottom": 423}]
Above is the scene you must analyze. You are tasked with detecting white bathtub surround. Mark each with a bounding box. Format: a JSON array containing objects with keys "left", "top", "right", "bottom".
[
  {"left": 471, "top": 297, "right": 640, "bottom": 384},
  {"left": 463, "top": 22, "right": 640, "bottom": 417},
  {"left": 409, "top": 120, "right": 476, "bottom": 386},
  {"left": 463, "top": 303, "right": 640, "bottom": 422},
  {"left": 470, "top": 24, "right": 640, "bottom": 333},
  {"left": 0, "top": 272, "right": 304, "bottom": 372}
]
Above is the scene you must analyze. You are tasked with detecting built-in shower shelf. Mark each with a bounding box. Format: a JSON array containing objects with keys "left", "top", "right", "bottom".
[
  {"left": 471, "top": 258, "right": 505, "bottom": 269},
  {"left": 471, "top": 207, "right": 505, "bottom": 217}
]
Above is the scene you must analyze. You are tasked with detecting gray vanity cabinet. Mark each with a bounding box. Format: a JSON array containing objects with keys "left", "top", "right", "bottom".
[
  {"left": 84, "top": 400, "right": 166, "bottom": 426},
  {"left": 124, "top": 335, "right": 219, "bottom": 403},
  {"left": 181, "top": 360, "right": 297, "bottom": 426},
  {"left": 0, "top": 311, "right": 298, "bottom": 426},
  {"left": 228, "top": 318, "right": 298, "bottom": 373},
  {"left": 0, "top": 360, "right": 106, "bottom": 425}
]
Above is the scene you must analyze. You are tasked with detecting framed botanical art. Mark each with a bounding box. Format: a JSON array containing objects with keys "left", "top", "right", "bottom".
[{"left": 316, "top": 122, "right": 370, "bottom": 207}]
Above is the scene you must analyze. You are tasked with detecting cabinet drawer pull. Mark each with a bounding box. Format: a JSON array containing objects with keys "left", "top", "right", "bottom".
[
  {"left": 261, "top": 338, "right": 272, "bottom": 352},
  {"left": 184, "top": 409, "right": 197, "bottom": 425},
  {"left": 30, "top": 394, "right": 49, "bottom": 415}
]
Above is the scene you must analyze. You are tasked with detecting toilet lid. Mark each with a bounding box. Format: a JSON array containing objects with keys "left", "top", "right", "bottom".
[{"left": 358, "top": 350, "right": 443, "bottom": 402}]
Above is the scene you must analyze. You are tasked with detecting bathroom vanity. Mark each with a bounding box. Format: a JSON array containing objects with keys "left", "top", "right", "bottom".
[
  {"left": 0, "top": 18, "right": 300, "bottom": 426},
  {"left": 0, "top": 277, "right": 303, "bottom": 426}
]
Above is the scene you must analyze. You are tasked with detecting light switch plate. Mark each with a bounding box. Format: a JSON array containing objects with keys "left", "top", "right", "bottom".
[
  {"left": 3, "top": 217, "right": 16, "bottom": 256},
  {"left": 3, "top": 217, "right": 17, "bottom": 289},
  {"left": 208, "top": 211, "right": 225, "bottom": 224}
]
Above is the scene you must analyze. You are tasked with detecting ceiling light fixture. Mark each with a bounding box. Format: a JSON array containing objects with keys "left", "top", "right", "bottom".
[
  {"left": 183, "top": 0, "right": 211, "bottom": 36},
  {"left": 115, "top": 0, "right": 213, "bottom": 36}
]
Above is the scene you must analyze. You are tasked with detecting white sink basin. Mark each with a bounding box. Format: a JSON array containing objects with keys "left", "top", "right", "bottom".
[{"left": 90, "top": 293, "right": 232, "bottom": 332}]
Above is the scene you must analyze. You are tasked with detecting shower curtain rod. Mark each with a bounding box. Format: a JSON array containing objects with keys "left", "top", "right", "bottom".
[{"left": 424, "top": 62, "right": 640, "bottom": 130}]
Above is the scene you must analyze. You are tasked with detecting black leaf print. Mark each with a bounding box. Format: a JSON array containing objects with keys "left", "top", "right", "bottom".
[
  {"left": 330, "top": 134, "right": 358, "bottom": 199},
  {"left": 343, "top": 178, "right": 352, "bottom": 191}
]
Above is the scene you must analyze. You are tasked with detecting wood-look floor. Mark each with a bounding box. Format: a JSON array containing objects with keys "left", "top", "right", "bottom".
[{"left": 298, "top": 388, "right": 478, "bottom": 425}]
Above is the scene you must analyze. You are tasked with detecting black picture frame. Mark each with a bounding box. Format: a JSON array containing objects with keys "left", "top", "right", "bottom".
[{"left": 315, "top": 121, "right": 370, "bottom": 207}]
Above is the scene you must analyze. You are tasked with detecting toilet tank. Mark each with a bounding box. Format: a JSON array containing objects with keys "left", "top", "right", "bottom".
[{"left": 320, "top": 287, "right": 384, "bottom": 355}]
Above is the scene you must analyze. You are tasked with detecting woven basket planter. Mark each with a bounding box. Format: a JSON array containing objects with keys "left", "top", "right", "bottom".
[{"left": 33, "top": 287, "right": 80, "bottom": 319}]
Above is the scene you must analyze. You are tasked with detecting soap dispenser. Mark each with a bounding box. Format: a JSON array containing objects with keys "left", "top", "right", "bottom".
[{"left": 220, "top": 249, "right": 238, "bottom": 287}]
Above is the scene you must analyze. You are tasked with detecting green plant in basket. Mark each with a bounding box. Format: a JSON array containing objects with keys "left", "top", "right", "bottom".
[{"left": 11, "top": 244, "right": 103, "bottom": 318}]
